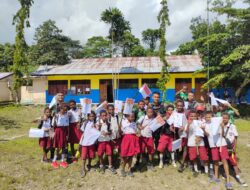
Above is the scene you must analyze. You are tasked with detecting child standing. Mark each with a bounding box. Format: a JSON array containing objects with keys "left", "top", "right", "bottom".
[
  {"left": 96, "top": 110, "right": 116, "bottom": 174},
  {"left": 68, "top": 100, "right": 82, "bottom": 162},
  {"left": 185, "top": 110, "right": 208, "bottom": 176},
  {"left": 38, "top": 107, "right": 52, "bottom": 162},
  {"left": 137, "top": 107, "right": 155, "bottom": 171},
  {"left": 80, "top": 111, "right": 97, "bottom": 178},
  {"left": 134, "top": 100, "right": 146, "bottom": 121},
  {"left": 120, "top": 113, "right": 140, "bottom": 177},
  {"left": 51, "top": 104, "right": 70, "bottom": 169}
]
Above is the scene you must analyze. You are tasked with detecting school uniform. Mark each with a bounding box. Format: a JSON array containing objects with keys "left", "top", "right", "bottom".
[
  {"left": 39, "top": 118, "right": 52, "bottom": 148},
  {"left": 68, "top": 108, "right": 82, "bottom": 144},
  {"left": 109, "top": 115, "right": 121, "bottom": 150},
  {"left": 137, "top": 115, "right": 154, "bottom": 154},
  {"left": 97, "top": 119, "right": 112, "bottom": 157},
  {"left": 167, "top": 110, "right": 188, "bottom": 147},
  {"left": 186, "top": 121, "right": 208, "bottom": 161},
  {"left": 120, "top": 119, "right": 140, "bottom": 157},
  {"left": 80, "top": 121, "right": 96, "bottom": 160},
  {"left": 157, "top": 122, "right": 174, "bottom": 153},
  {"left": 53, "top": 113, "right": 69, "bottom": 148}
]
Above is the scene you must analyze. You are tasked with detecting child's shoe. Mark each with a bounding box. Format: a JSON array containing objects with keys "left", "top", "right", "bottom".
[
  {"left": 51, "top": 161, "right": 59, "bottom": 169},
  {"left": 120, "top": 170, "right": 126, "bottom": 177},
  {"left": 236, "top": 177, "right": 248, "bottom": 187},
  {"left": 72, "top": 157, "right": 78, "bottom": 163},
  {"left": 178, "top": 164, "right": 185, "bottom": 173},
  {"left": 225, "top": 182, "right": 233, "bottom": 190},
  {"left": 108, "top": 166, "right": 117, "bottom": 174},
  {"left": 60, "top": 161, "right": 68, "bottom": 168},
  {"left": 81, "top": 169, "right": 86, "bottom": 178},
  {"left": 158, "top": 161, "right": 164, "bottom": 169},
  {"left": 172, "top": 161, "right": 177, "bottom": 168},
  {"left": 127, "top": 171, "right": 134, "bottom": 177},
  {"left": 210, "top": 176, "right": 220, "bottom": 183}
]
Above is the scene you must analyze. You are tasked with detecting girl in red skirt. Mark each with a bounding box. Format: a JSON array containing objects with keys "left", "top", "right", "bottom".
[
  {"left": 120, "top": 113, "right": 140, "bottom": 177},
  {"left": 51, "top": 104, "right": 70, "bottom": 169},
  {"left": 38, "top": 107, "right": 52, "bottom": 162},
  {"left": 68, "top": 100, "right": 82, "bottom": 162}
]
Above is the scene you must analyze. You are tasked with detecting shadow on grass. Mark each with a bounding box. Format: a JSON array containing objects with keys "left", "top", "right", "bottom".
[{"left": 0, "top": 116, "right": 20, "bottom": 130}]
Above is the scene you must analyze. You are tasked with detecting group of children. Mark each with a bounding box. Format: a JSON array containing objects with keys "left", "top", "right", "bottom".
[{"left": 37, "top": 90, "right": 247, "bottom": 190}]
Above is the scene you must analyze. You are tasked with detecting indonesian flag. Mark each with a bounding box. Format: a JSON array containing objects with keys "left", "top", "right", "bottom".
[{"left": 139, "top": 83, "right": 152, "bottom": 98}]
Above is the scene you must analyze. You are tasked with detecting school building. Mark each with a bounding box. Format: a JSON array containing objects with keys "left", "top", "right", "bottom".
[{"left": 21, "top": 55, "right": 212, "bottom": 104}]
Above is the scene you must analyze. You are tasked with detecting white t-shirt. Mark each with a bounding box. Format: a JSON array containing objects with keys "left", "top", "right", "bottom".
[
  {"left": 186, "top": 121, "right": 204, "bottom": 147},
  {"left": 137, "top": 115, "right": 154, "bottom": 138},
  {"left": 41, "top": 118, "right": 51, "bottom": 137},
  {"left": 121, "top": 119, "right": 137, "bottom": 134},
  {"left": 80, "top": 121, "right": 100, "bottom": 146},
  {"left": 97, "top": 119, "right": 111, "bottom": 142},
  {"left": 55, "top": 113, "right": 69, "bottom": 127},
  {"left": 216, "top": 123, "right": 238, "bottom": 147},
  {"left": 205, "top": 122, "right": 219, "bottom": 148},
  {"left": 81, "top": 120, "right": 94, "bottom": 132},
  {"left": 68, "top": 109, "right": 81, "bottom": 123},
  {"left": 109, "top": 115, "right": 120, "bottom": 139},
  {"left": 168, "top": 111, "right": 187, "bottom": 128}
]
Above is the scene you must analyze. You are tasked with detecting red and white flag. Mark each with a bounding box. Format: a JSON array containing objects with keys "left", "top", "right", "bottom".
[{"left": 139, "top": 83, "right": 152, "bottom": 98}]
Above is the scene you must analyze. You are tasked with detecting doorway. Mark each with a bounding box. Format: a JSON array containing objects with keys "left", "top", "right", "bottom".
[
  {"left": 99, "top": 79, "right": 113, "bottom": 103},
  {"left": 195, "top": 78, "right": 207, "bottom": 102}
]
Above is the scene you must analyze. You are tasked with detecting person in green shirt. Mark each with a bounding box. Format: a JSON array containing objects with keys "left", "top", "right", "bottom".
[
  {"left": 133, "top": 100, "right": 146, "bottom": 122},
  {"left": 215, "top": 104, "right": 239, "bottom": 123},
  {"left": 176, "top": 85, "right": 188, "bottom": 101}
]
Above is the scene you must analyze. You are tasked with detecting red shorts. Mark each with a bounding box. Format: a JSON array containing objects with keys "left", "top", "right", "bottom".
[
  {"left": 81, "top": 145, "right": 95, "bottom": 160},
  {"left": 53, "top": 127, "right": 68, "bottom": 148},
  {"left": 120, "top": 134, "right": 140, "bottom": 157},
  {"left": 211, "top": 146, "right": 229, "bottom": 161},
  {"left": 182, "top": 138, "right": 188, "bottom": 147},
  {"left": 139, "top": 136, "right": 154, "bottom": 154},
  {"left": 97, "top": 141, "right": 112, "bottom": 156},
  {"left": 157, "top": 134, "right": 173, "bottom": 153},
  {"left": 68, "top": 122, "right": 82, "bottom": 144},
  {"left": 39, "top": 137, "right": 51, "bottom": 148},
  {"left": 111, "top": 138, "right": 121, "bottom": 150},
  {"left": 189, "top": 146, "right": 208, "bottom": 161}
]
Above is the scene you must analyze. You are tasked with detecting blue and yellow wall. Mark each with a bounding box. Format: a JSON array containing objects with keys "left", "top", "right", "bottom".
[{"left": 45, "top": 73, "right": 207, "bottom": 103}]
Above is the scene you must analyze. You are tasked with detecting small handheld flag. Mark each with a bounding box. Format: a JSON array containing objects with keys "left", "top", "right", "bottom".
[
  {"left": 139, "top": 83, "right": 152, "bottom": 98},
  {"left": 49, "top": 96, "right": 57, "bottom": 109}
]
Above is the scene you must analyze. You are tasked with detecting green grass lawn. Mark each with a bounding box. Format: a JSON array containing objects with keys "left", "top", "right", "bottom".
[{"left": 0, "top": 105, "right": 249, "bottom": 190}]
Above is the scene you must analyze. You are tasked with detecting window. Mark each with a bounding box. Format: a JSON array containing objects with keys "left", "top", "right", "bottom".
[
  {"left": 48, "top": 80, "right": 68, "bottom": 95},
  {"left": 119, "top": 79, "right": 138, "bottom": 89},
  {"left": 142, "top": 79, "right": 158, "bottom": 88},
  {"left": 70, "top": 80, "right": 91, "bottom": 95}
]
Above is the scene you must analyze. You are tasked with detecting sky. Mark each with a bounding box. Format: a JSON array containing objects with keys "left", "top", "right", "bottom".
[{"left": 0, "top": 0, "right": 246, "bottom": 52}]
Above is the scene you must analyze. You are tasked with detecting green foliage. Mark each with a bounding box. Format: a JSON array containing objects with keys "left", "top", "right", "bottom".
[
  {"left": 12, "top": 0, "right": 33, "bottom": 102},
  {"left": 142, "top": 29, "right": 160, "bottom": 52},
  {"left": 156, "top": 0, "right": 171, "bottom": 101},
  {"left": 0, "top": 43, "right": 15, "bottom": 71},
  {"left": 121, "top": 31, "right": 141, "bottom": 57},
  {"left": 29, "top": 20, "right": 82, "bottom": 65},
  {"left": 83, "top": 36, "right": 111, "bottom": 58},
  {"left": 130, "top": 45, "right": 146, "bottom": 57}
]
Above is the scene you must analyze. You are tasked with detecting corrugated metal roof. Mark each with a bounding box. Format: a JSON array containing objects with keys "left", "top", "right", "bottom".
[
  {"left": 0, "top": 72, "right": 13, "bottom": 80},
  {"left": 31, "top": 55, "right": 203, "bottom": 76}
]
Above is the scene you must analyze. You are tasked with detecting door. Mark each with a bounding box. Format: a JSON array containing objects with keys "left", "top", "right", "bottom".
[
  {"left": 175, "top": 78, "right": 192, "bottom": 93},
  {"left": 99, "top": 79, "right": 113, "bottom": 103},
  {"left": 195, "top": 78, "right": 207, "bottom": 102}
]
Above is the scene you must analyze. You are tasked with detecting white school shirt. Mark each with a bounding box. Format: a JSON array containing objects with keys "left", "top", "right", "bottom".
[
  {"left": 56, "top": 113, "right": 69, "bottom": 127},
  {"left": 41, "top": 118, "right": 51, "bottom": 137},
  {"left": 167, "top": 110, "right": 187, "bottom": 128},
  {"left": 121, "top": 119, "right": 137, "bottom": 134},
  {"left": 137, "top": 115, "right": 154, "bottom": 138},
  {"left": 216, "top": 123, "right": 238, "bottom": 147},
  {"left": 205, "top": 122, "right": 219, "bottom": 148},
  {"left": 109, "top": 115, "right": 120, "bottom": 140},
  {"left": 80, "top": 121, "right": 97, "bottom": 146},
  {"left": 68, "top": 109, "right": 81, "bottom": 123},
  {"left": 97, "top": 119, "right": 111, "bottom": 142},
  {"left": 186, "top": 121, "right": 204, "bottom": 147}
]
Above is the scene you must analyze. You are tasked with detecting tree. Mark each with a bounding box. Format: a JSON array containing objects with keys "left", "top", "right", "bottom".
[
  {"left": 101, "top": 7, "right": 131, "bottom": 44},
  {"left": 29, "top": 20, "right": 82, "bottom": 65},
  {"left": 130, "top": 45, "right": 146, "bottom": 57},
  {"left": 0, "top": 43, "right": 15, "bottom": 71},
  {"left": 82, "top": 36, "right": 111, "bottom": 58},
  {"left": 121, "top": 31, "right": 140, "bottom": 57},
  {"left": 12, "top": 0, "right": 33, "bottom": 102},
  {"left": 156, "top": 0, "right": 171, "bottom": 101},
  {"left": 142, "top": 29, "right": 160, "bottom": 52}
]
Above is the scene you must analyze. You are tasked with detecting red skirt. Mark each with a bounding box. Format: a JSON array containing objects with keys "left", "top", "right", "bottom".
[
  {"left": 68, "top": 122, "right": 82, "bottom": 144},
  {"left": 39, "top": 137, "right": 51, "bottom": 148},
  {"left": 53, "top": 127, "right": 68, "bottom": 148},
  {"left": 120, "top": 134, "right": 140, "bottom": 157}
]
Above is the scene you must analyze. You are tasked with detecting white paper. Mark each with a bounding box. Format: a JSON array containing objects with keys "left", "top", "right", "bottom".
[
  {"left": 49, "top": 96, "right": 57, "bottom": 109},
  {"left": 172, "top": 139, "right": 182, "bottom": 151},
  {"left": 148, "top": 115, "right": 165, "bottom": 132},
  {"left": 211, "top": 117, "right": 222, "bottom": 135},
  {"left": 184, "top": 101, "right": 189, "bottom": 109},
  {"left": 114, "top": 100, "right": 123, "bottom": 114},
  {"left": 29, "top": 128, "right": 45, "bottom": 138},
  {"left": 79, "top": 127, "right": 101, "bottom": 146},
  {"left": 80, "top": 98, "right": 92, "bottom": 114},
  {"left": 193, "top": 120, "right": 204, "bottom": 137},
  {"left": 95, "top": 101, "right": 108, "bottom": 114},
  {"left": 123, "top": 98, "right": 135, "bottom": 114}
]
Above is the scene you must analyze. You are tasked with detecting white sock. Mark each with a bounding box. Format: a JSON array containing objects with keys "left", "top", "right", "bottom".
[
  {"left": 205, "top": 165, "right": 209, "bottom": 173},
  {"left": 53, "top": 154, "right": 57, "bottom": 162},
  {"left": 194, "top": 164, "right": 198, "bottom": 172},
  {"left": 236, "top": 175, "right": 240, "bottom": 179},
  {"left": 109, "top": 165, "right": 112, "bottom": 168},
  {"left": 210, "top": 163, "right": 213, "bottom": 169},
  {"left": 61, "top": 154, "right": 65, "bottom": 162},
  {"left": 159, "top": 153, "right": 163, "bottom": 164},
  {"left": 100, "top": 164, "right": 103, "bottom": 168},
  {"left": 171, "top": 152, "right": 175, "bottom": 162}
]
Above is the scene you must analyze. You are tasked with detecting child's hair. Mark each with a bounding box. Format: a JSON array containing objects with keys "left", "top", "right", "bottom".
[
  {"left": 144, "top": 96, "right": 150, "bottom": 100},
  {"left": 87, "top": 111, "right": 96, "bottom": 123},
  {"left": 69, "top": 99, "right": 76, "bottom": 104},
  {"left": 152, "top": 91, "right": 160, "bottom": 96},
  {"left": 44, "top": 107, "right": 50, "bottom": 113},
  {"left": 59, "top": 103, "right": 67, "bottom": 111},
  {"left": 166, "top": 104, "right": 174, "bottom": 110},
  {"left": 138, "top": 100, "right": 145, "bottom": 104},
  {"left": 100, "top": 109, "right": 107, "bottom": 116},
  {"left": 189, "top": 109, "right": 197, "bottom": 115},
  {"left": 205, "top": 111, "right": 213, "bottom": 115},
  {"left": 222, "top": 112, "right": 230, "bottom": 118},
  {"left": 146, "top": 107, "right": 156, "bottom": 117},
  {"left": 107, "top": 104, "right": 114, "bottom": 109},
  {"left": 175, "top": 99, "right": 184, "bottom": 106}
]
